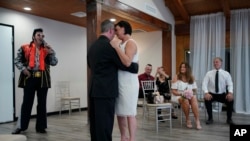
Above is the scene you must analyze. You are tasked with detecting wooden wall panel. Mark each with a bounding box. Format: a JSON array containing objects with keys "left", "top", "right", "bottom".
[
  {"left": 175, "top": 35, "right": 190, "bottom": 73},
  {"left": 162, "top": 30, "right": 172, "bottom": 75}
]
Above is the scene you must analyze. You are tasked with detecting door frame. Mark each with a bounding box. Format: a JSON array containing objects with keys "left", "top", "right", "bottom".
[{"left": 0, "top": 23, "right": 15, "bottom": 123}]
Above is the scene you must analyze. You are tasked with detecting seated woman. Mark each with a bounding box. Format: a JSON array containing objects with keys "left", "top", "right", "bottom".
[
  {"left": 171, "top": 62, "right": 202, "bottom": 130},
  {"left": 155, "top": 66, "right": 178, "bottom": 119}
]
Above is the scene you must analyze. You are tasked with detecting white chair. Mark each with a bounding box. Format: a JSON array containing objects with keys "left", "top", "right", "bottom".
[
  {"left": 55, "top": 81, "right": 81, "bottom": 116},
  {"left": 196, "top": 80, "right": 205, "bottom": 110},
  {"left": 196, "top": 80, "right": 221, "bottom": 122},
  {"left": 141, "top": 80, "right": 172, "bottom": 132},
  {"left": 137, "top": 96, "right": 144, "bottom": 107},
  {"left": 204, "top": 101, "right": 221, "bottom": 122}
]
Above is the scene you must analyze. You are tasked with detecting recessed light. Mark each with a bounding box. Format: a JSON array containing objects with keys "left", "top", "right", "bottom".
[
  {"left": 110, "top": 18, "right": 116, "bottom": 22},
  {"left": 70, "top": 11, "right": 86, "bottom": 18},
  {"left": 23, "top": 7, "right": 31, "bottom": 11}
]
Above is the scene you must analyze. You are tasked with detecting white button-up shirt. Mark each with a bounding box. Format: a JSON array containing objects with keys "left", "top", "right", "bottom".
[{"left": 202, "top": 69, "right": 233, "bottom": 94}]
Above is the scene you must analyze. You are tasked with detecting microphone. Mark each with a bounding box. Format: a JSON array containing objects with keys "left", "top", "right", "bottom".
[
  {"left": 41, "top": 40, "right": 53, "bottom": 54},
  {"left": 41, "top": 39, "right": 50, "bottom": 48},
  {"left": 41, "top": 39, "right": 46, "bottom": 45}
]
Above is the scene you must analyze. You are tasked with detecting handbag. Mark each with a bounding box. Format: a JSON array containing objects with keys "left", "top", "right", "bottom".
[
  {"left": 154, "top": 95, "right": 164, "bottom": 104},
  {"left": 146, "top": 92, "right": 155, "bottom": 104},
  {"left": 146, "top": 92, "right": 164, "bottom": 104}
]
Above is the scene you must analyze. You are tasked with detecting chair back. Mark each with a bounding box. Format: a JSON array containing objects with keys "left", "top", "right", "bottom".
[
  {"left": 195, "top": 80, "right": 203, "bottom": 100},
  {"left": 195, "top": 80, "right": 206, "bottom": 109},
  {"left": 141, "top": 80, "right": 157, "bottom": 104},
  {"left": 168, "top": 80, "right": 172, "bottom": 93},
  {"left": 55, "top": 81, "right": 70, "bottom": 98}
]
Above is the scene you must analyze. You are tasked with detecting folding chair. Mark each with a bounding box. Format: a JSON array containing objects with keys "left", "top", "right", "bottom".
[
  {"left": 141, "top": 80, "right": 172, "bottom": 132},
  {"left": 55, "top": 81, "right": 81, "bottom": 116},
  {"left": 196, "top": 80, "right": 221, "bottom": 122},
  {"left": 169, "top": 80, "right": 196, "bottom": 126}
]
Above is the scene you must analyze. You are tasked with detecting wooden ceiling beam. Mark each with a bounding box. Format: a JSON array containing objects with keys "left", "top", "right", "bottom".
[
  {"left": 173, "top": 0, "right": 190, "bottom": 23},
  {"left": 219, "top": 0, "right": 230, "bottom": 18}
]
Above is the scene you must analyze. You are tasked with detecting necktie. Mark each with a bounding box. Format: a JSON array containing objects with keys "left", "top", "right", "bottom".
[{"left": 215, "top": 70, "right": 219, "bottom": 93}]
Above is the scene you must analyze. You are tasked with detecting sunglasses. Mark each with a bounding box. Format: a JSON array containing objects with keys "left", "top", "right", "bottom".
[{"left": 37, "top": 33, "right": 45, "bottom": 38}]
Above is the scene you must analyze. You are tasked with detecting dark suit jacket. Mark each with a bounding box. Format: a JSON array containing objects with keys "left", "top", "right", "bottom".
[{"left": 87, "top": 35, "right": 138, "bottom": 98}]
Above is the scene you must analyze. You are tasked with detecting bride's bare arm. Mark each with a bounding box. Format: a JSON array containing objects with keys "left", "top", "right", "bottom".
[{"left": 111, "top": 40, "right": 137, "bottom": 67}]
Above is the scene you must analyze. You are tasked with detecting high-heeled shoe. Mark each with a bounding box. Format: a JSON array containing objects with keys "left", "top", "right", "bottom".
[
  {"left": 196, "top": 121, "right": 202, "bottom": 130},
  {"left": 186, "top": 120, "right": 192, "bottom": 128}
]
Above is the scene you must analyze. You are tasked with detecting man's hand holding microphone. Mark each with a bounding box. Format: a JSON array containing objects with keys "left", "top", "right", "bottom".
[{"left": 42, "top": 39, "right": 54, "bottom": 54}]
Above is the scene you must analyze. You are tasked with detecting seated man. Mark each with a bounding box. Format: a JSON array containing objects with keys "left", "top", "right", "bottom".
[
  {"left": 202, "top": 57, "right": 234, "bottom": 125},
  {"left": 138, "top": 64, "right": 155, "bottom": 98}
]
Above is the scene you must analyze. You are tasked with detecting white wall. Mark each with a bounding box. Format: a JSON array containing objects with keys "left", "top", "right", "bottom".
[
  {"left": 133, "top": 31, "right": 162, "bottom": 76},
  {"left": 0, "top": 8, "right": 87, "bottom": 117},
  {"left": 119, "top": 0, "right": 176, "bottom": 76}
]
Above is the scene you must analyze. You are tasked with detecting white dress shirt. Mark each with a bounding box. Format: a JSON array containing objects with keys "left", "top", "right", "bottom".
[{"left": 202, "top": 69, "right": 233, "bottom": 94}]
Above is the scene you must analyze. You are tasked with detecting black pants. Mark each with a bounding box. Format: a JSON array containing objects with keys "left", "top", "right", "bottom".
[
  {"left": 204, "top": 93, "right": 234, "bottom": 120},
  {"left": 89, "top": 97, "right": 115, "bottom": 141},
  {"left": 18, "top": 76, "right": 48, "bottom": 131}
]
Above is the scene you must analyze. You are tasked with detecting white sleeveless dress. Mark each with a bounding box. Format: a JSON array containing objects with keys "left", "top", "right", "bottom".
[
  {"left": 115, "top": 39, "right": 139, "bottom": 116},
  {"left": 171, "top": 80, "right": 197, "bottom": 103}
]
